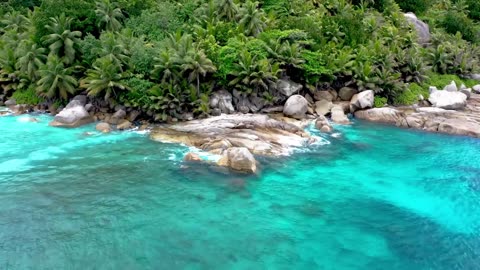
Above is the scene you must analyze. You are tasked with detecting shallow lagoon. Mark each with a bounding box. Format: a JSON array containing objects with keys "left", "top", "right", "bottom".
[{"left": 1, "top": 112, "right": 480, "bottom": 269}]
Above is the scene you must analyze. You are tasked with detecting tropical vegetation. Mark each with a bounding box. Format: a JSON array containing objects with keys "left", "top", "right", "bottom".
[{"left": 0, "top": 0, "right": 479, "bottom": 120}]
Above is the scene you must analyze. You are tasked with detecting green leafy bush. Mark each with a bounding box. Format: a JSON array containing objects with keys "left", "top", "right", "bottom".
[
  {"left": 425, "top": 73, "right": 477, "bottom": 89},
  {"left": 441, "top": 11, "right": 478, "bottom": 43},
  {"left": 393, "top": 83, "right": 425, "bottom": 105},
  {"left": 12, "top": 85, "right": 44, "bottom": 105},
  {"left": 395, "top": 0, "right": 430, "bottom": 15},
  {"left": 374, "top": 96, "right": 388, "bottom": 108}
]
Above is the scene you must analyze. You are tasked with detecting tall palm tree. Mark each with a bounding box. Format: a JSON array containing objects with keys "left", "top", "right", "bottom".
[
  {"left": 237, "top": 1, "right": 267, "bottom": 37},
  {"left": 96, "top": 31, "right": 130, "bottom": 71},
  {"left": 217, "top": 0, "right": 239, "bottom": 21},
  {"left": 82, "top": 56, "right": 128, "bottom": 101},
  {"left": 95, "top": 0, "right": 124, "bottom": 32},
  {"left": 15, "top": 41, "right": 47, "bottom": 81},
  {"left": 181, "top": 49, "right": 216, "bottom": 96},
  {"left": 36, "top": 55, "right": 78, "bottom": 100},
  {"left": 0, "top": 47, "right": 19, "bottom": 94},
  {"left": 0, "top": 11, "right": 30, "bottom": 33},
  {"left": 42, "top": 14, "right": 82, "bottom": 65},
  {"left": 152, "top": 49, "right": 179, "bottom": 84}
]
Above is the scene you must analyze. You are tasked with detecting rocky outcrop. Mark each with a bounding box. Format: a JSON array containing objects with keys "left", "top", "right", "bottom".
[
  {"left": 350, "top": 90, "right": 374, "bottom": 112},
  {"left": 314, "top": 90, "right": 337, "bottom": 102},
  {"left": 315, "top": 115, "right": 332, "bottom": 133},
  {"left": 210, "top": 90, "right": 235, "bottom": 114},
  {"left": 354, "top": 94, "right": 480, "bottom": 138},
  {"left": 404, "top": 12, "right": 430, "bottom": 45},
  {"left": 49, "top": 100, "right": 94, "bottom": 128},
  {"left": 283, "top": 95, "right": 308, "bottom": 119},
  {"left": 428, "top": 88, "right": 467, "bottom": 110},
  {"left": 277, "top": 79, "right": 302, "bottom": 97},
  {"left": 331, "top": 104, "right": 350, "bottom": 124},
  {"left": 314, "top": 100, "right": 333, "bottom": 116},
  {"left": 338, "top": 87, "right": 357, "bottom": 101},
  {"left": 217, "top": 147, "right": 257, "bottom": 174},
  {"left": 150, "top": 114, "right": 314, "bottom": 156}
]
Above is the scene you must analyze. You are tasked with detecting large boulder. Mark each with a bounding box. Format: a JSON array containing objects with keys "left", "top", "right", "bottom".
[
  {"left": 283, "top": 95, "right": 308, "bottom": 119},
  {"left": 184, "top": 152, "right": 202, "bottom": 162},
  {"left": 444, "top": 81, "right": 457, "bottom": 92},
  {"left": 331, "top": 104, "right": 350, "bottom": 124},
  {"left": 350, "top": 90, "right": 374, "bottom": 112},
  {"left": 338, "top": 87, "right": 357, "bottom": 101},
  {"left": 96, "top": 122, "right": 111, "bottom": 133},
  {"left": 4, "top": 99, "right": 16, "bottom": 106},
  {"left": 72, "top": 95, "right": 87, "bottom": 106},
  {"left": 314, "top": 90, "right": 337, "bottom": 102},
  {"left": 354, "top": 108, "right": 404, "bottom": 125},
  {"left": 473, "top": 85, "right": 480, "bottom": 94},
  {"left": 117, "top": 120, "right": 133, "bottom": 130},
  {"left": 50, "top": 100, "right": 94, "bottom": 128},
  {"left": 277, "top": 79, "right": 302, "bottom": 97},
  {"left": 404, "top": 12, "right": 430, "bottom": 45},
  {"left": 428, "top": 89, "right": 467, "bottom": 110},
  {"left": 217, "top": 147, "right": 257, "bottom": 174},
  {"left": 315, "top": 100, "right": 333, "bottom": 116},
  {"left": 210, "top": 90, "right": 235, "bottom": 114}
]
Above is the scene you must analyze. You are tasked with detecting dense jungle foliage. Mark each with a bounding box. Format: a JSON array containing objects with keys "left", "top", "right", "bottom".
[{"left": 1, "top": 0, "right": 480, "bottom": 119}]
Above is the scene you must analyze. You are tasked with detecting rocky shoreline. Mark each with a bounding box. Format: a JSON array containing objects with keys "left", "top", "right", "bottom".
[{"left": 2, "top": 79, "right": 480, "bottom": 174}]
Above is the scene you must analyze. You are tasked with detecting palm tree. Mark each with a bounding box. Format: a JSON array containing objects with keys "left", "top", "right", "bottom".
[
  {"left": 217, "top": 0, "right": 239, "bottom": 21},
  {"left": 15, "top": 41, "right": 47, "bottom": 81},
  {"left": 36, "top": 55, "right": 78, "bottom": 100},
  {"left": 237, "top": 1, "right": 267, "bottom": 37},
  {"left": 82, "top": 56, "right": 128, "bottom": 101},
  {"left": 0, "top": 47, "right": 19, "bottom": 94},
  {"left": 152, "top": 49, "right": 179, "bottom": 84},
  {"left": 0, "top": 11, "right": 30, "bottom": 33},
  {"left": 96, "top": 31, "right": 130, "bottom": 71},
  {"left": 181, "top": 49, "right": 216, "bottom": 96},
  {"left": 42, "top": 14, "right": 82, "bottom": 65},
  {"left": 229, "top": 50, "right": 280, "bottom": 94},
  {"left": 95, "top": 0, "right": 124, "bottom": 32}
]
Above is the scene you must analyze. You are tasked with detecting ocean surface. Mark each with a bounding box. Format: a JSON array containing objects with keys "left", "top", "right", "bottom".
[{"left": 1, "top": 109, "right": 480, "bottom": 270}]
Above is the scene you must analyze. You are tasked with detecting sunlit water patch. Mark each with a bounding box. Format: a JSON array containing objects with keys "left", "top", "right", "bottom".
[{"left": 1, "top": 114, "right": 480, "bottom": 269}]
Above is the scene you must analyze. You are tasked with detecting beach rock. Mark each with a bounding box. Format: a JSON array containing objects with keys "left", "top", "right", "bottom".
[
  {"left": 473, "top": 85, "right": 480, "bottom": 94},
  {"left": 350, "top": 90, "right": 374, "bottom": 112},
  {"left": 217, "top": 147, "right": 257, "bottom": 174},
  {"left": 72, "top": 95, "right": 87, "bottom": 106},
  {"left": 210, "top": 90, "right": 235, "bottom": 114},
  {"left": 261, "top": 106, "right": 284, "bottom": 114},
  {"left": 50, "top": 100, "right": 94, "bottom": 128},
  {"left": 96, "top": 122, "right": 111, "bottom": 133},
  {"left": 108, "top": 109, "right": 126, "bottom": 125},
  {"left": 444, "top": 81, "right": 457, "bottom": 92},
  {"left": 354, "top": 108, "right": 403, "bottom": 125},
  {"left": 315, "top": 100, "right": 333, "bottom": 116},
  {"left": 334, "top": 101, "right": 351, "bottom": 114},
  {"left": 460, "top": 88, "right": 472, "bottom": 99},
  {"left": 339, "top": 87, "right": 357, "bottom": 101},
  {"left": 249, "top": 94, "right": 266, "bottom": 112},
  {"left": 84, "top": 103, "right": 93, "bottom": 112},
  {"left": 127, "top": 110, "right": 141, "bottom": 122},
  {"left": 331, "top": 104, "right": 350, "bottom": 124},
  {"left": 150, "top": 114, "right": 313, "bottom": 156},
  {"left": 283, "top": 95, "right": 308, "bottom": 119},
  {"left": 277, "top": 79, "right": 302, "bottom": 97},
  {"left": 236, "top": 95, "right": 253, "bottom": 114},
  {"left": 404, "top": 12, "right": 430, "bottom": 44},
  {"left": 4, "top": 99, "right": 16, "bottom": 106},
  {"left": 117, "top": 120, "right": 132, "bottom": 130},
  {"left": 211, "top": 108, "right": 221, "bottom": 116},
  {"left": 428, "top": 89, "right": 467, "bottom": 110},
  {"left": 314, "top": 90, "right": 337, "bottom": 102},
  {"left": 184, "top": 152, "right": 202, "bottom": 162},
  {"left": 315, "top": 115, "right": 332, "bottom": 133},
  {"left": 10, "top": 104, "right": 29, "bottom": 115}
]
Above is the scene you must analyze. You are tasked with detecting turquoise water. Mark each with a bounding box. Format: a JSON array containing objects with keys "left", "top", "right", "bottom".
[{"left": 1, "top": 110, "right": 480, "bottom": 270}]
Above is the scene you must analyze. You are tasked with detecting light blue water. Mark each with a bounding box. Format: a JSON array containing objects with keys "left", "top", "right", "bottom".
[{"left": 1, "top": 110, "right": 480, "bottom": 270}]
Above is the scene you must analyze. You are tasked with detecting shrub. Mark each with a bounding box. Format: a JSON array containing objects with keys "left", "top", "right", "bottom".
[
  {"left": 393, "top": 83, "right": 428, "bottom": 105},
  {"left": 374, "top": 96, "right": 388, "bottom": 108},
  {"left": 441, "top": 11, "right": 478, "bottom": 43},
  {"left": 395, "top": 0, "right": 430, "bottom": 15},
  {"left": 426, "top": 73, "right": 477, "bottom": 89},
  {"left": 12, "top": 86, "right": 44, "bottom": 105}
]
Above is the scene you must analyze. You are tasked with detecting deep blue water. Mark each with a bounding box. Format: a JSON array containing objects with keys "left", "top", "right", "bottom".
[{"left": 1, "top": 110, "right": 480, "bottom": 269}]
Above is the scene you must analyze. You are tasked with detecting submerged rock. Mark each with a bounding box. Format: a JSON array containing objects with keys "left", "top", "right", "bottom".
[
  {"left": 50, "top": 100, "right": 94, "bottom": 128},
  {"left": 184, "top": 152, "right": 202, "bottom": 162},
  {"left": 96, "top": 122, "right": 111, "bottom": 133},
  {"left": 283, "top": 95, "right": 308, "bottom": 119},
  {"left": 315, "top": 115, "right": 332, "bottom": 133},
  {"left": 217, "top": 147, "right": 257, "bottom": 174}
]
